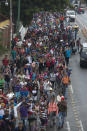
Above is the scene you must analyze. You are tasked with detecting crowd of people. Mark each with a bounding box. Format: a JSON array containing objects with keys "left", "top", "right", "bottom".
[{"left": 0, "top": 11, "right": 77, "bottom": 131}]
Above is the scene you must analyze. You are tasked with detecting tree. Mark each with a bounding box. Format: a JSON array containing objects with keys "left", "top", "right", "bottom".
[
  {"left": 0, "top": 0, "right": 70, "bottom": 26},
  {"left": 0, "top": 32, "right": 3, "bottom": 44}
]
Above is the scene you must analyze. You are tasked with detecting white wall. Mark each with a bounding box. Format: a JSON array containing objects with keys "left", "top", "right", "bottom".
[{"left": 19, "top": 25, "right": 28, "bottom": 41}]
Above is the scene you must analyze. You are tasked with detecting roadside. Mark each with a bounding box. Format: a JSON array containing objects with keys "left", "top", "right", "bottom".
[
  {"left": 76, "top": 11, "right": 87, "bottom": 41},
  {"left": 0, "top": 11, "right": 86, "bottom": 131},
  {"left": 65, "top": 17, "right": 87, "bottom": 131}
]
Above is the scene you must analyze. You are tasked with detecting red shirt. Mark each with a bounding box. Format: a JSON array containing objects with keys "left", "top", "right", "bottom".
[
  {"left": 14, "top": 37, "right": 18, "bottom": 42},
  {"left": 46, "top": 61, "right": 50, "bottom": 67},
  {"left": 3, "top": 58, "right": 9, "bottom": 66},
  {"left": 0, "top": 94, "right": 8, "bottom": 104}
]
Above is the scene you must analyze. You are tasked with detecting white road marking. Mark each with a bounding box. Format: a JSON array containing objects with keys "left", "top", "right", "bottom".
[
  {"left": 66, "top": 121, "right": 71, "bottom": 131},
  {"left": 70, "top": 84, "right": 74, "bottom": 94},
  {"left": 79, "top": 120, "right": 84, "bottom": 131},
  {"left": 76, "top": 17, "right": 84, "bottom": 28},
  {"left": 76, "top": 15, "right": 87, "bottom": 30}
]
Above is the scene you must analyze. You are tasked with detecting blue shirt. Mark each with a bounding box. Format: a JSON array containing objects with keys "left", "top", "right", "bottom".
[
  {"left": 65, "top": 49, "right": 71, "bottom": 58},
  {"left": 14, "top": 85, "right": 21, "bottom": 92},
  {"left": 20, "top": 104, "right": 28, "bottom": 117},
  {"left": 32, "top": 73, "right": 36, "bottom": 81}
]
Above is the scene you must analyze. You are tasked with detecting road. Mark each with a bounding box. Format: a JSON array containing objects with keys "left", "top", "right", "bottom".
[
  {"left": 66, "top": 10, "right": 87, "bottom": 131},
  {"left": 76, "top": 10, "right": 87, "bottom": 29},
  {"left": 0, "top": 10, "right": 86, "bottom": 131},
  {"left": 47, "top": 11, "right": 87, "bottom": 131}
]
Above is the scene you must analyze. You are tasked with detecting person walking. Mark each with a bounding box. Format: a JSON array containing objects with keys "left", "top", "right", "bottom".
[
  {"left": 57, "top": 96, "right": 67, "bottom": 129},
  {"left": 48, "top": 97, "right": 58, "bottom": 127},
  {"left": 61, "top": 72, "right": 70, "bottom": 99},
  {"left": 14, "top": 121, "right": 26, "bottom": 131},
  {"left": 65, "top": 46, "right": 71, "bottom": 66},
  {"left": 76, "top": 38, "right": 81, "bottom": 52}
]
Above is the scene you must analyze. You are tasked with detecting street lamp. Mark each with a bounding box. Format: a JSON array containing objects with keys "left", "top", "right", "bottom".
[
  {"left": 5, "top": 0, "right": 8, "bottom": 6},
  {"left": 6, "top": 0, "right": 12, "bottom": 50}
]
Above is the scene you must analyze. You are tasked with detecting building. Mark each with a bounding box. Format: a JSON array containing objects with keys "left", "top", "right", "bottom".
[{"left": 0, "top": 14, "right": 10, "bottom": 48}]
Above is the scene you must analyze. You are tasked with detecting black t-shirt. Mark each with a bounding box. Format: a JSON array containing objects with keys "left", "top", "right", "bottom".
[
  {"left": 3, "top": 114, "right": 9, "bottom": 122},
  {"left": 0, "top": 121, "right": 8, "bottom": 131},
  {"left": 58, "top": 101, "right": 67, "bottom": 112},
  {"left": 15, "top": 127, "right": 26, "bottom": 131},
  {"left": 23, "top": 59, "right": 28, "bottom": 66},
  {"left": 16, "top": 59, "right": 21, "bottom": 69}
]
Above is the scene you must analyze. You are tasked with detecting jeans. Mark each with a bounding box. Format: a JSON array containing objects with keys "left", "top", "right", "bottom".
[
  {"left": 15, "top": 92, "right": 20, "bottom": 99},
  {"left": 49, "top": 112, "right": 56, "bottom": 127},
  {"left": 62, "top": 84, "right": 68, "bottom": 99},
  {"left": 65, "top": 57, "right": 69, "bottom": 66},
  {"left": 21, "top": 117, "right": 28, "bottom": 127},
  {"left": 57, "top": 112, "right": 65, "bottom": 128}
]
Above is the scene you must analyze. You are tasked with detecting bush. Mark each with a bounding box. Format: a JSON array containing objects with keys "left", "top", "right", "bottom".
[{"left": 0, "top": 45, "right": 9, "bottom": 55}]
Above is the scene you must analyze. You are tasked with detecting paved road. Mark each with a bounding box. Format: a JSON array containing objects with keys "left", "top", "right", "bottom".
[
  {"left": 0, "top": 11, "right": 84, "bottom": 131},
  {"left": 47, "top": 11, "right": 87, "bottom": 131},
  {"left": 66, "top": 12, "right": 87, "bottom": 131},
  {"left": 76, "top": 10, "right": 87, "bottom": 29},
  {"left": 0, "top": 11, "right": 86, "bottom": 131}
]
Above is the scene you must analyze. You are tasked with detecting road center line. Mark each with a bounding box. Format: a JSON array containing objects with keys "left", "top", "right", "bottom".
[
  {"left": 79, "top": 120, "right": 84, "bottom": 131},
  {"left": 76, "top": 16, "right": 85, "bottom": 28},
  {"left": 70, "top": 84, "right": 74, "bottom": 94},
  {"left": 66, "top": 121, "right": 71, "bottom": 131}
]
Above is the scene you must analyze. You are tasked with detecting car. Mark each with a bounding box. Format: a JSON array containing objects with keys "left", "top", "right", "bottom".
[
  {"left": 78, "top": 7, "right": 85, "bottom": 14},
  {"left": 66, "top": 10, "right": 76, "bottom": 22},
  {"left": 80, "top": 43, "right": 87, "bottom": 67},
  {"left": 76, "top": 5, "right": 85, "bottom": 14}
]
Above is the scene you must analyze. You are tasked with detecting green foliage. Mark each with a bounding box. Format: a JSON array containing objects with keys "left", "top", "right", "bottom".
[
  {"left": 0, "top": 0, "right": 70, "bottom": 26},
  {"left": 0, "top": 32, "right": 3, "bottom": 42},
  {"left": 0, "top": 45, "right": 9, "bottom": 55},
  {"left": 0, "top": 32, "right": 9, "bottom": 55}
]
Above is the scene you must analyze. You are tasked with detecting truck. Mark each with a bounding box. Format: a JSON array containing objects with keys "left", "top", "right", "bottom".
[{"left": 66, "top": 10, "right": 76, "bottom": 22}]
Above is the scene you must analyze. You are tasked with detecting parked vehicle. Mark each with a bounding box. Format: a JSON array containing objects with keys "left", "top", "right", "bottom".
[
  {"left": 80, "top": 43, "right": 87, "bottom": 67},
  {"left": 66, "top": 10, "right": 76, "bottom": 22},
  {"left": 77, "top": 7, "right": 85, "bottom": 14}
]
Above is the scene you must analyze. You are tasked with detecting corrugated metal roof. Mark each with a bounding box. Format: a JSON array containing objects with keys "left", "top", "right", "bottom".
[{"left": 0, "top": 20, "right": 10, "bottom": 28}]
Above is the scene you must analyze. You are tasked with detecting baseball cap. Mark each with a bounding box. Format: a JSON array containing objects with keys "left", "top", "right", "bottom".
[
  {"left": 50, "top": 88, "right": 53, "bottom": 91},
  {"left": 61, "top": 96, "right": 64, "bottom": 100}
]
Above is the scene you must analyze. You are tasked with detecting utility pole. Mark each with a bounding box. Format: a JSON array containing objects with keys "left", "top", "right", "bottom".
[
  {"left": 17, "top": 0, "right": 21, "bottom": 34},
  {"left": 10, "top": 0, "right": 12, "bottom": 43},
  {"left": 0, "top": 0, "right": 12, "bottom": 49}
]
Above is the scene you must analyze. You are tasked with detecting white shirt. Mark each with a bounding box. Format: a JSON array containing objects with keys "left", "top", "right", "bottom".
[
  {"left": 37, "top": 81, "right": 40, "bottom": 90},
  {"left": 7, "top": 92, "right": 14, "bottom": 100},
  {"left": 28, "top": 43, "right": 31, "bottom": 47},
  {"left": 27, "top": 56, "right": 32, "bottom": 64},
  {"left": 20, "top": 81, "right": 27, "bottom": 88},
  {"left": 0, "top": 109, "right": 4, "bottom": 116},
  {"left": 50, "top": 49, "right": 54, "bottom": 54},
  {"left": 9, "top": 102, "right": 22, "bottom": 118},
  {"left": 29, "top": 103, "right": 33, "bottom": 112},
  {"left": 57, "top": 95, "right": 61, "bottom": 103},
  {"left": 17, "top": 74, "right": 25, "bottom": 79},
  {"left": 32, "top": 90, "right": 37, "bottom": 94},
  {"left": 43, "top": 81, "right": 52, "bottom": 91}
]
